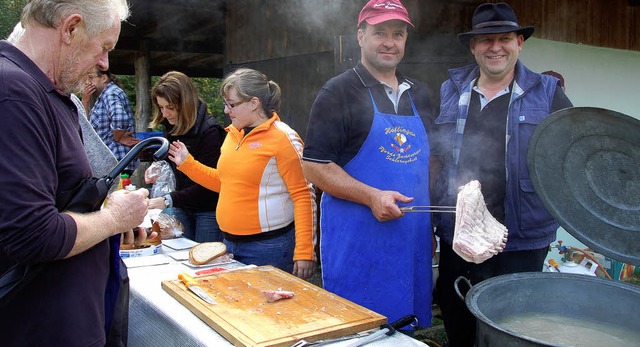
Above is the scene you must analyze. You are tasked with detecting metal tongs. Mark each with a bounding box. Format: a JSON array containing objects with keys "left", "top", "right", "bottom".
[{"left": 399, "top": 205, "right": 456, "bottom": 213}]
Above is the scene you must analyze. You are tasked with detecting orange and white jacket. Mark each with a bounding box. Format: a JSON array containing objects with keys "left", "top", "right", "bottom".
[{"left": 178, "top": 113, "right": 317, "bottom": 261}]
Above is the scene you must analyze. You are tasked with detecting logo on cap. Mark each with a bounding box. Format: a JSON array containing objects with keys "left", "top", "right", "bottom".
[{"left": 374, "top": 2, "right": 405, "bottom": 10}]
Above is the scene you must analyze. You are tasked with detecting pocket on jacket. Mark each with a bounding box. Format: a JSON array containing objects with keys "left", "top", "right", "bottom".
[
  {"left": 518, "top": 178, "right": 556, "bottom": 232},
  {"left": 517, "top": 108, "right": 548, "bottom": 127}
]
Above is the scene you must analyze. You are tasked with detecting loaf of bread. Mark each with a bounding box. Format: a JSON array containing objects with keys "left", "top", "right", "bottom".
[
  {"left": 189, "top": 242, "right": 227, "bottom": 265},
  {"left": 151, "top": 213, "right": 184, "bottom": 239}
]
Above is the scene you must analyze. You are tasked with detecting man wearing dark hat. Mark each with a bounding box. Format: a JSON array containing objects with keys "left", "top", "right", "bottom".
[
  {"left": 302, "top": 0, "right": 435, "bottom": 331},
  {"left": 430, "top": 3, "right": 572, "bottom": 346}
]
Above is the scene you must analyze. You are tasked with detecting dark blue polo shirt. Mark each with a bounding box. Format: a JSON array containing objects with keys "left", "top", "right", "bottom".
[
  {"left": 303, "top": 62, "right": 435, "bottom": 167},
  {"left": 0, "top": 40, "right": 109, "bottom": 346}
]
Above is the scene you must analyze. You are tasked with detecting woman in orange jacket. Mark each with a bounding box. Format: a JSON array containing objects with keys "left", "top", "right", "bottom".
[{"left": 167, "top": 68, "right": 317, "bottom": 279}]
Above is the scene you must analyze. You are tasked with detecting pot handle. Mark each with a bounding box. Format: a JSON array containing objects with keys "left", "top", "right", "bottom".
[{"left": 454, "top": 276, "right": 472, "bottom": 301}]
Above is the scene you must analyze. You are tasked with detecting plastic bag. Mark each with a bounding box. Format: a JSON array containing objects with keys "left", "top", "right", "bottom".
[
  {"left": 145, "top": 161, "right": 175, "bottom": 198},
  {"left": 151, "top": 212, "right": 184, "bottom": 239}
]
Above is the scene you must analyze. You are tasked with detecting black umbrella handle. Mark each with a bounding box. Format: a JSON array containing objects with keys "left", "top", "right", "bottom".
[
  {"left": 53, "top": 137, "right": 169, "bottom": 214},
  {"left": 102, "top": 136, "right": 170, "bottom": 189}
]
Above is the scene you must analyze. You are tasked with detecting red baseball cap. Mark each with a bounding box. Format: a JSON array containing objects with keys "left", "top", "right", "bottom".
[{"left": 358, "top": 0, "right": 414, "bottom": 28}]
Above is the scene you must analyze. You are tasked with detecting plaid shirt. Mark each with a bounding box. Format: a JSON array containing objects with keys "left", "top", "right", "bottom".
[{"left": 89, "top": 81, "right": 137, "bottom": 171}]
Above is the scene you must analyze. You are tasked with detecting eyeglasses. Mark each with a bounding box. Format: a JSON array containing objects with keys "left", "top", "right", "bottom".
[{"left": 222, "top": 99, "right": 247, "bottom": 109}]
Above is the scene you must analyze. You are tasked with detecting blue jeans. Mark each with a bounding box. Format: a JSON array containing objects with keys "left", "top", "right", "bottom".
[
  {"left": 223, "top": 229, "right": 295, "bottom": 274},
  {"left": 169, "top": 208, "right": 222, "bottom": 243}
]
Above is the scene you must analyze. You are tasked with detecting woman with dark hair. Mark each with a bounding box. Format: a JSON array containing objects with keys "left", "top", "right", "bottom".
[
  {"left": 166, "top": 68, "right": 317, "bottom": 279},
  {"left": 146, "top": 71, "right": 226, "bottom": 242}
]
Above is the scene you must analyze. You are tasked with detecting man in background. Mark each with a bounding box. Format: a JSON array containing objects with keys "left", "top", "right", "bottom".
[
  {"left": 85, "top": 67, "right": 140, "bottom": 175},
  {"left": 431, "top": 3, "right": 573, "bottom": 346},
  {"left": 542, "top": 70, "right": 566, "bottom": 92}
]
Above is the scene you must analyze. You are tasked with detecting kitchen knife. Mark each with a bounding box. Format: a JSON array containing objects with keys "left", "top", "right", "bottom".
[
  {"left": 292, "top": 315, "right": 417, "bottom": 347},
  {"left": 178, "top": 273, "right": 216, "bottom": 304},
  {"left": 345, "top": 314, "right": 417, "bottom": 347}
]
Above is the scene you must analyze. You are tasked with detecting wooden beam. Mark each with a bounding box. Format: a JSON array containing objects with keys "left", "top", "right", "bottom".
[{"left": 134, "top": 48, "right": 151, "bottom": 131}]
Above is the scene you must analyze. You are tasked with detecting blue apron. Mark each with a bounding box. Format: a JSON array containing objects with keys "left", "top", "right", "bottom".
[{"left": 320, "top": 89, "right": 432, "bottom": 326}]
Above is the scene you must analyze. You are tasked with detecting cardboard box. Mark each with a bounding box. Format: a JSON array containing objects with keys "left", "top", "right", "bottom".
[
  {"left": 603, "top": 257, "right": 639, "bottom": 281},
  {"left": 120, "top": 244, "right": 162, "bottom": 258}
]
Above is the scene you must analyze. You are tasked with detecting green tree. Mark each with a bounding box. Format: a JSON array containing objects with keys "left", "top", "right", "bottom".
[
  {"left": 0, "top": 0, "right": 28, "bottom": 39},
  {"left": 193, "top": 77, "right": 227, "bottom": 126}
]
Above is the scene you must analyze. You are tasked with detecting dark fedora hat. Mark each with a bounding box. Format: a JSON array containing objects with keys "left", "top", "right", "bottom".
[{"left": 457, "top": 2, "right": 534, "bottom": 45}]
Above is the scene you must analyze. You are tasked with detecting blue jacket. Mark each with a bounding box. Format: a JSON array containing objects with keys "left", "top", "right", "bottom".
[{"left": 432, "top": 60, "right": 568, "bottom": 251}]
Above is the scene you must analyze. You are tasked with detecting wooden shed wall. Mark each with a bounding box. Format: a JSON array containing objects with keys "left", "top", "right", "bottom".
[
  {"left": 457, "top": 0, "right": 640, "bottom": 51},
  {"left": 226, "top": 0, "right": 640, "bottom": 65},
  {"left": 225, "top": 0, "right": 473, "bottom": 137},
  {"left": 225, "top": 0, "right": 365, "bottom": 137},
  {"left": 224, "top": 0, "right": 640, "bottom": 137}
]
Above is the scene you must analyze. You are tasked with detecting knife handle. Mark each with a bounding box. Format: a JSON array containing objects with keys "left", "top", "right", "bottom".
[
  {"left": 178, "top": 273, "right": 197, "bottom": 287},
  {"left": 384, "top": 314, "right": 417, "bottom": 335}
]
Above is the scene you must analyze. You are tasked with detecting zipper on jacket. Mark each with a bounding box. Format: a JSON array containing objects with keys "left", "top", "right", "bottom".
[{"left": 233, "top": 123, "right": 269, "bottom": 150}]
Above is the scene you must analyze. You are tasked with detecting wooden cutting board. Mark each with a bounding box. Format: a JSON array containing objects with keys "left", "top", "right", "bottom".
[{"left": 162, "top": 265, "right": 386, "bottom": 347}]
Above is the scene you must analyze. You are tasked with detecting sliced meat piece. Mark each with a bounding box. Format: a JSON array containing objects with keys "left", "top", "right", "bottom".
[
  {"left": 263, "top": 290, "right": 295, "bottom": 303},
  {"left": 453, "top": 180, "right": 509, "bottom": 264}
]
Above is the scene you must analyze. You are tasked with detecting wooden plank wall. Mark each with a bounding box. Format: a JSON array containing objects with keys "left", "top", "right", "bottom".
[
  {"left": 224, "top": 0, "right": 473, "bottom": 137},
  {"left": 224, "top": 0, "right": 639, "bottom": 138},
  {"left": 225, "top": 0, "right": 364, "bottom": 137},
  {"left": 225, "top": 0, "right": 640, "bottom": 67},
  {"left": 225, "top": 0, "right": 363, "bottom": 65},
  {"left": 458, "top": 0, "right": 640, "bottom": 51}
]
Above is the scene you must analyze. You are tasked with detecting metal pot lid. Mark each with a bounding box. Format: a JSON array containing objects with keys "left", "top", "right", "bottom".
[{"left": 528, "top": 107, "right": 640, "bottom": 266}]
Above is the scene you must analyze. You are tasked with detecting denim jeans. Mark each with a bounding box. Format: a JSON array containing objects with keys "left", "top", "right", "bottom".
[
  {"left": 169, "top": 208, "right": 222, "bottom": 243},
  {"left": 223, "top": 229, "right": 295, "bottom": 274}
]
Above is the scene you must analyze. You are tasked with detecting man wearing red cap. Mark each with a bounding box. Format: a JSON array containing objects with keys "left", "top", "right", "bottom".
[
  {"left": 302, "top": 0, "right": 435, "bottom": 332},
  {"left": 430, "top": 3, "right": 572, "bottom": 346}
]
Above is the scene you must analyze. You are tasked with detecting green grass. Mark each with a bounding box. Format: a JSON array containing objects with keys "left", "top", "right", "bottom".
[{"left": 414, "top": 314, "right": 447, "bottom": 347}]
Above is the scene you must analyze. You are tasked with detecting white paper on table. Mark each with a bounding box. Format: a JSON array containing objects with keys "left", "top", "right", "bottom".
[
  {"left": 123, "top": 254, "right": 169, "bottom": 268},
  {"left": 166, "top": 250, "right": 190, "bottom": 261},
  {"left": 162, "top": 237, "right": 198, "bottom": 250}
]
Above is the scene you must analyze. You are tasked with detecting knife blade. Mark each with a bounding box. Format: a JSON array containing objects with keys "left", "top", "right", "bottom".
[
  {"left": 290, "top": 328, "right": 378, "bottom": 347},
  {"left": 178, "top": 273, "right": 216, "bottom": 304}
]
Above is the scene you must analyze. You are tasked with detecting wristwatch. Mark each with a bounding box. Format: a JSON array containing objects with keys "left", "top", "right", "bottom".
[{"left": 162, "top": 195, "right": 172, "bottom": 208}]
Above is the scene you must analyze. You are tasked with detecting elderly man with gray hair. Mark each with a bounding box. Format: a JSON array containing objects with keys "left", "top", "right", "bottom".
[{"left": 0, "top": 1, "right": 153, "bottom": 345}]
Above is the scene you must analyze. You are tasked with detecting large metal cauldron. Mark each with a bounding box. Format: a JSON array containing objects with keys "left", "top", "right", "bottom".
[
  {"left": 461, "top": 107, "right": 640, "bottom": 346},
  {"left": 464, "top": 272, "right": 640, "bottom": 346}
]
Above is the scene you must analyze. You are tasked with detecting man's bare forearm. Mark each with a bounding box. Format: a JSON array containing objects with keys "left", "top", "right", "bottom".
[
  {"left": 302, "top": 161, "right": 379, "bottom": 207},
  {"left": 65, "top": 189, "right": 149, "bottom": 258}
]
